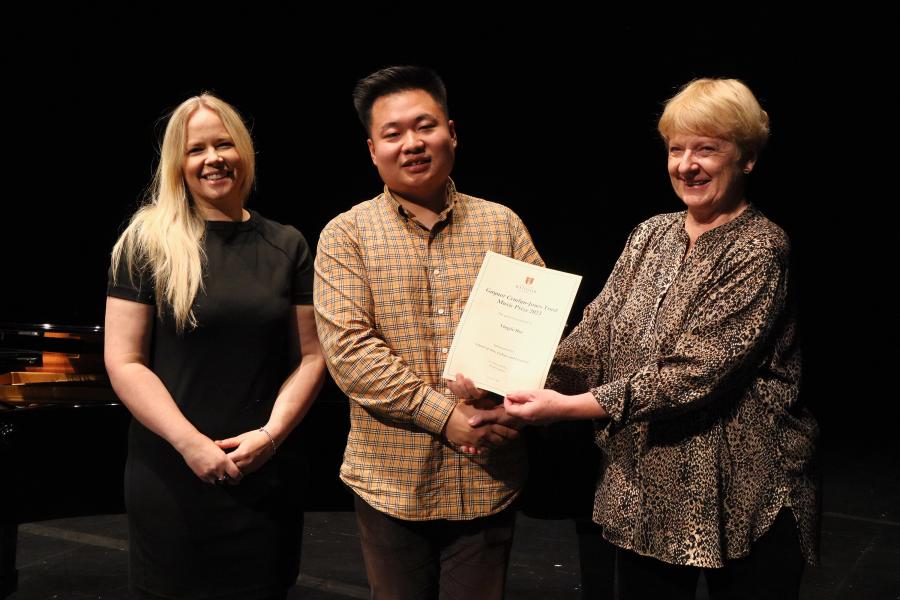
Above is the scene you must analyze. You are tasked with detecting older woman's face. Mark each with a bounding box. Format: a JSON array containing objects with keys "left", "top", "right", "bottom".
[{"left": 667, "top": 134, "right": 753, "bottom": 217}]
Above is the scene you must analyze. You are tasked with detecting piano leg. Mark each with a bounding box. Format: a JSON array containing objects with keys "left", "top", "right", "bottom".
[{"left": 0, "top": 524, "right": 16, "bottom": 599}]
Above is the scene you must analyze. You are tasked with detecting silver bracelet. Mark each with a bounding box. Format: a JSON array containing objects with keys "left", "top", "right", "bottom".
[{"left": 258, "top": 427, "right": 277, "bottom": 455}]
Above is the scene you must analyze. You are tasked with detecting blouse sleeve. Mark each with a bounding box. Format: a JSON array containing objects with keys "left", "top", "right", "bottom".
[
  {"left": 592, "top": 243, "right": 789, "bottom": 429},
  {"left": 546, "top": 227, "right": 640, "bottom": 395}
]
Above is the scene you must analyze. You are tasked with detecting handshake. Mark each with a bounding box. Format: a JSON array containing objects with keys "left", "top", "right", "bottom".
[{"left": 443, "top": 373, "right": 568, "bottom": 455}]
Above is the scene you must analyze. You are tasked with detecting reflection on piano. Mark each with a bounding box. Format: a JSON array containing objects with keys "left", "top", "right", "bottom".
[{"left": 0, "top": 322, "right": 350, "bottom": 599}]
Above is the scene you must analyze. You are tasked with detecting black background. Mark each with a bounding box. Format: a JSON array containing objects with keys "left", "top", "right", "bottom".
[{"left": 2, "top": 12, "right": 893, "bottom": 454}]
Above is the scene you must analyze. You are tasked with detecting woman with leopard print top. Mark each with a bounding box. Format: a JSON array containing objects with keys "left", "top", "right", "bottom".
[{"left": 452, "top": 78, "right": 819, "bottom": 599}]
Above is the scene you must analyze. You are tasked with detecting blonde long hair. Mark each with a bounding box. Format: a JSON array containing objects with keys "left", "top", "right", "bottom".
[{"left": 111, "top": 94, "right": 256, "bottom": 333}]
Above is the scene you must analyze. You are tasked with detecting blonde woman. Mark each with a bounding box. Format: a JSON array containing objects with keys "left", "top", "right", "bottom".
[
  {"left": 105, "top": 94, "right": 325, "bottom": 600},
  {"left": 455, "top": 79, "right": 819, "bottom": 599}
]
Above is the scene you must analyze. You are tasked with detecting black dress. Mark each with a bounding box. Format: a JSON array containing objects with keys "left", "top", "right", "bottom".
[{"left": 107, "top": 210, "right": 314, "bottom": 599}]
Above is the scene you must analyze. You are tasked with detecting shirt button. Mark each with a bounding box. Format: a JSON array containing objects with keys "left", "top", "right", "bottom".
[
  {"left": 437, "top": 308, "right": 445, "bottom": 315},
  {"left": 441, "top": 347, "right": 448, "bottom": 354},
  {"left": 433, "top": 269, "right": 440, "bottom": 275}
]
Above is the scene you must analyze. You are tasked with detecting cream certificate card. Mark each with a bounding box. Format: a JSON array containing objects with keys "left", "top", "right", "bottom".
[{"left": 442, "top": 252, "right": 582, "bottom": 395}]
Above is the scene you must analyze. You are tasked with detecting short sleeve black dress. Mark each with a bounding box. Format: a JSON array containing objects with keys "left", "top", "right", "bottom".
[{"left": 107, "top": 210, "right": 314, "bottom": 600}]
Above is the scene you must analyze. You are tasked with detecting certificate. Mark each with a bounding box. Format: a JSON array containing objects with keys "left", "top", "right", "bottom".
[{"left": 442, "top": 252, "right": 582, "bottom": 395}]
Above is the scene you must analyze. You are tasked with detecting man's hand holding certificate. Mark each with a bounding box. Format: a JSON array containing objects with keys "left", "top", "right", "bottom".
[{"left": 442, "top": 252, "right": 582, "bottom": 395}]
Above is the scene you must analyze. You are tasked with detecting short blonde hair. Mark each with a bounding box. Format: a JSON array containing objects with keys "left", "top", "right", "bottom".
[{"left": 658, "top": 78, "right": 769, "bottom": 158}]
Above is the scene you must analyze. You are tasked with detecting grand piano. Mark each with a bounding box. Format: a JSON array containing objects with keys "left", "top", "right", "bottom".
[{"left": 0, "top": 322, "right": 351, "bottom": 599}]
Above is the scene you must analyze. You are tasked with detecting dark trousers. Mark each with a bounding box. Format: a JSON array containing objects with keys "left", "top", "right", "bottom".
[
  {"left": 615, "top": 508, "right": 806, "bottom": 600},
  {"left": 353, "top": 493, "right": 516, "bottom": 600},
  {"left": 576, "top": 517, "right": 615, "bottom": 600}
]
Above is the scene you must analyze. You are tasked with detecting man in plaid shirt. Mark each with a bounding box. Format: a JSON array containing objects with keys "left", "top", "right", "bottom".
[{"left": 314, "top": 65, "right": 544, "bottom": 599}]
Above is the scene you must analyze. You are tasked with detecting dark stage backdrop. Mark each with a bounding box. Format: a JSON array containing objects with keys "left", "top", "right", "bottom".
[{"left": 3, "top": 15, "right": 892, "bottom": 451}]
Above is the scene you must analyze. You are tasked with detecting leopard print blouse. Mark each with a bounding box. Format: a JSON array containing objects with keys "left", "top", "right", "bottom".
[{"left": 547, "top": 206, "right": 819, "bottom": 568}]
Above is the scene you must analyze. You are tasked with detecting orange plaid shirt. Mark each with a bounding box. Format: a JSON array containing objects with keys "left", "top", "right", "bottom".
[{"left": 314, "top": 181, "right": 544, "bottom": 520}]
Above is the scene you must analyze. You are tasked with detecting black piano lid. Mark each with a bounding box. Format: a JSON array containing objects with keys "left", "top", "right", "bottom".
[{"left": 0, "top": 323, "right": 104, "bottom": 353}]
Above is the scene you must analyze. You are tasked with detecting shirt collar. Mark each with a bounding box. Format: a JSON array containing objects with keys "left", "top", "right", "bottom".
[
  {"left": 680, "top": 204, "right": 758, "bottom": 248},
  {"left": 384, "top": 178, "right": 458, "bottom": 223}
]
